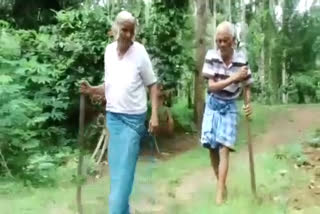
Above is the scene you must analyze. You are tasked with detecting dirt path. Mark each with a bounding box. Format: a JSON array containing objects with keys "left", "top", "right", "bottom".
[{"left": 133, "top": 106, "right": 320, "bottom": 213}]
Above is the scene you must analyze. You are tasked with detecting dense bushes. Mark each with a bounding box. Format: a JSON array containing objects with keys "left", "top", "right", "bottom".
[{"left": 0, "top": 7, "right": 113, "bottom": 185}]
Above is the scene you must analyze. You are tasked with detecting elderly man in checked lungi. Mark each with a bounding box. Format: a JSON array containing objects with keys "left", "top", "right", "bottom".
[
  {"left": 80, "top": 11, "right": 159, "bottom": 214},
  {"left": 201, "top": 21, "right": 254, "bottom": 205}
]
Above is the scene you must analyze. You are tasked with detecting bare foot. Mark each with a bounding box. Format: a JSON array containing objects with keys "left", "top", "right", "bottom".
[
  {"left": 223, "top": 186, "right": 228, "bottom": 200},
  {"left": 216, "top": 186, "right": 228, "bottom": 205},
  {"left": 215, "top": 189, "right": 223, "bottom": 205},
  {"left": 216, "top": 196, "right": 224, "bottom": 205}
]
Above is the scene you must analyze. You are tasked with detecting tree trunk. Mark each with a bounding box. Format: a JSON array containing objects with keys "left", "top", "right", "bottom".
[
  {"left": 262, "top": 0, "right": 275, "bottom": 103},
  {"left": 281, "top": 0, "right": 290, "bottom": 104},
  {"left": 257, "top": 0, "right": 265, "bottom": 85},
  {"left": 227, "top": 0, "right": 231, "bottom": 21},
  {"left": 281, "top": 50, "right": 288, "bottom": 104},
  {"left": 241, "top": 0, "right": 245, "bottom": 23},
  {"left": 250, "top": 0, "right": 254, "bottom": 12},
  {"left": 259, "top": 46, "right": 265, "bottom": 84},
  {"left": 213, "top": 0, "right": 217, "bottom": 49},
  {"left": 194, "top": 0, "right": 208, "bottom": 130},
  {"left": 239, "top": 0, "right": 248, "bottom": 51},
  {"left": 263, "top": 0, "right": 270, "bottom": 83},
  {"left": 187, "top": 82, "right": 192, "bottom": 109}
]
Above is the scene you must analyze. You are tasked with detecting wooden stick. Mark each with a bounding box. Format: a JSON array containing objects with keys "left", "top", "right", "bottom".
[
  {"left": 244, "top": 89, "right": 257, "bottom": 197},
  {"left": 153, "top": 136, "right": 160, "bottom": 154},
  {"left": 76, "top": 94, "right": 85, "bottom": 214},
  {"left": 92, "top": 128, "right": 106, "bottom": 160},
  {"left": 97, "top": 129, "right": 109, "bottom": 164}
]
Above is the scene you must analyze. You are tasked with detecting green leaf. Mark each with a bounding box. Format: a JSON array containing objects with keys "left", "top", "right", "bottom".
[
  {"left": 22, "top": 139, "right": 40, "bottom": 150},
  {"left": 28, "top": 75, "right": 53, "bottom": 84},
  {"left": 27, "top": 114, "right": 50, "bottom": 127},
  {"left": 0, "top": 75, "right": 13, "bottom": 84}
]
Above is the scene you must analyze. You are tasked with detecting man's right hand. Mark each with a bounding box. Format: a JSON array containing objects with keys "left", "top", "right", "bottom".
[
  {"left": 232, "top": 66, "right": 248, "bottom": 83},
  {"left": 80, "top": 80, "right": 92, "bottom": 95}
]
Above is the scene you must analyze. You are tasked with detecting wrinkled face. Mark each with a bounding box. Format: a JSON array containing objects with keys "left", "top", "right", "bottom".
[
  {"left": 216, "top": 31, "right": 234, "bottom": 58},
  {"left": 118, "top": 21, "right": 135, "bottom": 45}
]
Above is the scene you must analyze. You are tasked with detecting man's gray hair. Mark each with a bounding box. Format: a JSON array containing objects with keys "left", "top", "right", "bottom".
[
  {"left": 216, "top": 21, "right": 235, "bottom": 38},
  {"left": 112, "top": 11, "right": 137, "bottom": 40}
]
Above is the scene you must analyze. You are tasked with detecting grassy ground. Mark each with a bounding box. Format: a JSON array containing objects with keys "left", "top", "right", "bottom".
[
  {"left": 165, "top": 147, "right": 305, "bottom": 214},
  {"left": 1, "top": 103, "right": 316, "bottom": 214},
  {"left": 166, "top": 130, "right": 320, "bottom": 214}
]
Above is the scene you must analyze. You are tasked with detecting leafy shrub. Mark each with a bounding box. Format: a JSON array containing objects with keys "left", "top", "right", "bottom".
[
  {"left": 288, "top": 70, "right": 320, "bottom": 103},
  {"left": 171, "top": 98, "right": 196, "bottom": 133},
  {"left": 0, "top": 5, "right": 113, "bottom": 185}
]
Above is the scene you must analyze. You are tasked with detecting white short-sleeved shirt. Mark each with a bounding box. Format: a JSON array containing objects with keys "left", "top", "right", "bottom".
[
  {"left": 202, "top": 49, "right": 254, "bottom": 100},
  {"left": 104, "top": 41, "right": 157, "bottom": 114}
]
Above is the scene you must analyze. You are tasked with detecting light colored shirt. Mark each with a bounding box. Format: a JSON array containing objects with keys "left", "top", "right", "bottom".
[
  {"left": 104, "top": 41, "right": 157, "bottom": 114},
  {"left": 202, "top": 49, "right": 254, "bottom": 100}
]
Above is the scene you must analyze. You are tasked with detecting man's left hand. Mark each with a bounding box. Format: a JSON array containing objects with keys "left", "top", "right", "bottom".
[{"left": 148, "top": 114, "right": 159, "bottom": 134}]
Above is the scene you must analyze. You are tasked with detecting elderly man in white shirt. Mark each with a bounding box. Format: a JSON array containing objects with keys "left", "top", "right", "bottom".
[{"left": 80, "top": 11, "right": 158, "bottom": 214}]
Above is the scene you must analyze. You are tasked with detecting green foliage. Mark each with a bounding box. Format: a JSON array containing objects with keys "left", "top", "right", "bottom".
[
  {"left": 0, "top": 24, "right": 67, "bottom": 183},
  {"left": 250, "top": 75, "right": 273, "bottom": 105},
  {"left": 247, "top": 4, "right": 320, "bottom": 104},
  {"left": 247, "top": 17, "right": 264, "bottom": 74},
  {"left": 287, "top": 70, "right": 320, "bottom": 103},
  {"left": 0, "top": 0, "right": 85, "bottom": 29},
  {"left": 141, "top": 1, "right": 195, "bottom": 91},
  {"left": 0, "top": 4, "right": 114, "bottom": 185},
  {"left": 274, "top": 143, "right": 309, "bottom": 167},
  {"left": 171, "top": 98, "right": 196, "bottom": 132},
  {"left": 307, "top": 128, "right": 320, "bottom": 148}
]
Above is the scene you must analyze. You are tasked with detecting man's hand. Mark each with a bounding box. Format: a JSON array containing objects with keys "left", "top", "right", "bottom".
[
  {"left": 232, "top": 66, "right": 248, "bottom": 83},
  {"left": 90, "top": 94, "right": 105, "bottom": 105},
  {"left": 148, "top": 113, "right": 159, "bottom": 134},
  {"left": 242, "top": 104, "right": 252, "bottom": 119},
  {"left": 80, "top": 80, "right": 92, "bottom": 95}
]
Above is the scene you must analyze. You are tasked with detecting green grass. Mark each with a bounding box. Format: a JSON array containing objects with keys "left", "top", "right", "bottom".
[
  {"left": 134, "top": 102, "right": 282, "bottom": 184},
  {"left": 236, "top": 101, "right": 287, "bottom": 148},
  {"left": 166, "top": 127, "right": 320, "bottom": 214},
  {"left": 0, "top": 104, "right": 298, "bottom": 214}
]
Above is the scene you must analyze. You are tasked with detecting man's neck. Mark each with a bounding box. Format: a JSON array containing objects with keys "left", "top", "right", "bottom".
[
  {"left": 221, "top": 49, "right": 234, "bottom": 66},
  {"left": 117, "top": 41, "right": 133, "bottom": 56}
]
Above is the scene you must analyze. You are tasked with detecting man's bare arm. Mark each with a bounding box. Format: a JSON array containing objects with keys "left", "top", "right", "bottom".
[
  {"left": 208, "top": 77, "right": 235, "bottom": 92},
  {"left": 243, "top": 85, "right": 251, "bottom": 104},
  {"left": 148, "top": 83, "right": 159, "bottom": 133},
  {"left": 149, "top": 83, "right": 158, "bottom": 119},
  {"left": 90, "top": 84, "right": 105, "bottom": 97},
  {"left": 208, "top": 66, "right": 249, "bottom": 92},
  {"left": 80, "top": 81, "right": 105, "bottom": 97}
]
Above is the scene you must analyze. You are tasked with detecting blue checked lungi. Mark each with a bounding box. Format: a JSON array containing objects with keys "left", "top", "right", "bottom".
[
  {"left": 106, "top": 111, "right": 146, "bottom": 214},
  {"left": 201, "top": 94, "right": 238, "bottom": 151}
]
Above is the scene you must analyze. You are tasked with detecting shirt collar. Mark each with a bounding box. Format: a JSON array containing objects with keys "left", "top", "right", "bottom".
[{"left": 217, "top": 48, "right": 236, "bottom": 68}]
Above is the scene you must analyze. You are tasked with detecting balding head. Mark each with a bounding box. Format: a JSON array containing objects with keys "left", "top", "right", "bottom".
[
  {"left": 115, "top": 11, "right": 136, "bottom": 26},
  {"left": 216, "top": 21, "right": 235, "bottom": 38},
  {"left": 215, "top": 21, "right": 235, "bottom": 59},
  {"left": 112, "top": 11, "right": 137, "bottom": 41}
]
